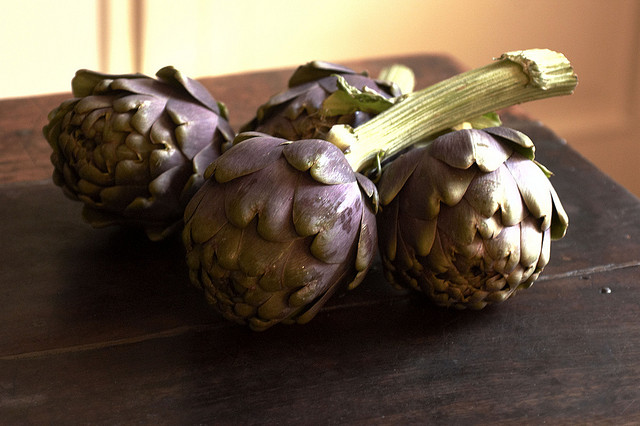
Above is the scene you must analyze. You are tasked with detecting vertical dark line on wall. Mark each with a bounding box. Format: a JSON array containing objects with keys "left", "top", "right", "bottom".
[
  {"left": 97, "top": 0, "right": 110, "bottom": 71},
  {"left": 131, "top": 0, "right": 146, "bottom": 73}
]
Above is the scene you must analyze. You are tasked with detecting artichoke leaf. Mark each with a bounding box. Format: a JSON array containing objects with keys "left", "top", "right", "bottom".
[
  {"left": 254, "top": 83, "right": 316, "bottom": 122},
  {"left": 318, "top": 73, "right": 397, "bottom": 97},
  {"left": 292, "top": 278, "right": 342, "bottom": 325},
  {"left": 287, "top": 60, "right": 365, "bottom": 87},
  {"left": 355, "top": 172, "right": 379, "bottom": 212},
  {"left": 437, "top": 201, "right": 482, "bottom": 247},
  {"left": 377, "top": 149, "right": 421, "bottom": 206},
  {"left": 549, "top": 184, "right": 569, "bottom": 239},
  {"left": 463, "top": 164, "right": 526, "bottom": 226},
  {"left": 292, "top": 178, "right": 355, "bottom": 237},
  {"left": 463, "top": 112, "right": 502, "bottom": 130},
  {"left": 282, "top": 245, "right": 329, "bottom": 290},
  {"left": 505, "top": 154, "right": 554, "bottom": 232},
  {"left": 75, "top": 96, "right": 112, "bottom": 115},
  {"left": 379, "top": 198, "right": 400, "bottom": 263},
  {"left": 399, "top": 212, "right": 437, "bottom": 258},
  {"left": 289, "top": 279, "right": 326, "bottom": 308},
  {"left": 285, "top": 86, "right": 329, "bottom": 120},
  {"left": 208, "top": 135, "right": 284, "bottom": 182},
  {"left": 98, "top": 184, "right": 148, "bottom": 210},
  {"left": 236, "top": 221, "right": 292, "bottom": 277},
  {"left": 485, "top": 224, "right": 521, "bottom": 273},
  {"left": 308, "top": 196, "right": 361, "bottom": 264},
  {"left": 183, "top": 182, "right": 228, "bottom": 245},
  {"left": 212, "top": 222, "right": 243, "bottom": 271},
  {"left": 110, "top": 78, "right": 170, "bottom": 100},
  {"left": 166, "top": 98, "right": 219, "bottom": 159},
  {"left": 518, "top": 216, "right": 545, "bottom": 268},
  {"left": 257, "top": 245, "right": 295, "bottom": 292},
  {"left": 483, "top": 126, "right": 536, "bottom": 161},
  {"left": 111, "top": 111, "right": 135, "bottom": 133},
  {"left": 321, "top": 74, "right": 395, "bottom": 117},
  {"left": 114, "top": 159, "right": 150, "bottom": 185},
  {"left": 124, "top": 132, "right": 155, "bottom": 156},
  {"left": 429, "top": 129, "right": 511, "bottom": 172},
  {"left": 352, "top": 202, "right": 378, "bottom": 274},
  {"left": 77, "top": 161, "right": 113, "bottom": 186},
  {"left": 146, "top": 164, "right": 190, "bottom": 200},
  {"left": 156, "top": 65, "right": 223, "bottom": 115},
  {"left": 402, "top": 152, "right": 475, "bottom": 219},
  {"left": 113, "top": 94, "right": 164, "bottom": 135},
  {"left": 72, "top": 69, "right": 148, "bottom": 97},
  {"left": 222, "top": 160, "right": 298, "bottom": 242},
  {"left": 283, "top": 139, "right": 355, "bottom": 185}
]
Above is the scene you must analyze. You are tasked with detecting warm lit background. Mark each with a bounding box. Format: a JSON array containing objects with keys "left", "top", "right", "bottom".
[{"left": 3, "top": 0, "right": 639, "bottom": 196}]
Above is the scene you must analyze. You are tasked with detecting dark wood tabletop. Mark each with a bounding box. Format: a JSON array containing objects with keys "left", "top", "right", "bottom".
[{"left": 2, "top": 54, "right": 640, "bottom": 425}]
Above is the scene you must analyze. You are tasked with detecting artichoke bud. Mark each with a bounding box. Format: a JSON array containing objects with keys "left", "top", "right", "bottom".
[
  {"left": 183, "top": 133, "right": 378, "bottom": 331},
  {"left": 377, "top": 127, "right": 568, "bottom": 309},
  {"left": 240, "top": 61, "right": 404, "bottom": 141},
  {"left": 43, "top": 66, "right": 235, "bottom": 240}
]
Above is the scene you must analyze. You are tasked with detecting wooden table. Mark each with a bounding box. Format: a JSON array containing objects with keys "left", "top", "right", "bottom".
[{"left": 2, "top": 55, "right": 640, "bottom": 424}]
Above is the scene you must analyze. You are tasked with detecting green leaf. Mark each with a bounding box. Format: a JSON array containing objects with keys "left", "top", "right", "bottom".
[
  {"left": 321, "top": 74, "right": 395, "bottom": 117},
  {"left": 534, "top": 160, "right": 553, "bottom": 178},
  {"left": 466, "top": 112, "right": 502, "bottom": 129}
]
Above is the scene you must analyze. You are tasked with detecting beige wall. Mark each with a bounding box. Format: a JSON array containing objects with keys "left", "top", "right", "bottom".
[{"left": 3, "top": 0, "right": 640, "bottom": 196}]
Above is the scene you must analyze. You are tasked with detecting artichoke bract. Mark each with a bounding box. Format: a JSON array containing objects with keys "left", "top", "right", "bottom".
[
  {"left": 241, "top": 60, "right": 403, "bottom": 140},
  {"left": 43, "top": 66, "right": 234, "bottom": 240},
  {"left": 182, "top": 132, "right": 377, "bottom": 331},
  {"left": 377, "top": 127, "right": 569, "bottom": 309}
]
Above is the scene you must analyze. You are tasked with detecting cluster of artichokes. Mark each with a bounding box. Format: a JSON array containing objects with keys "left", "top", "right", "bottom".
[{"left": 44, "top": 50, "right": 577, "bottom": 330}]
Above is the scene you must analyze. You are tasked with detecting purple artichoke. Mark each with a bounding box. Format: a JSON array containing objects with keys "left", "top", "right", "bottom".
[
  {"left": 182, "top": 132, "right": 377, "bottom": 331},
  {"left": 377, "top": 127, "right": 569, "bottom": 309},
  {"left": 241, "top": 60, "right": 403, "bottom": 140},
  {"left": 43, "top": 66, "right": 234, "bottom": 240}
]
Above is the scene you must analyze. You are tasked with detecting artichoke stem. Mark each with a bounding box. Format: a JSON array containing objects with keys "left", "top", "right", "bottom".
[{"left": 328, "top": 49, "right": 578, "bottom": 172}]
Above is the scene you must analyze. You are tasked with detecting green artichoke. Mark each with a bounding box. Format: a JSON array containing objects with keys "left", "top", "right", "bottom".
[
  {"left": 43, "top": 66, "right": 234, "bottom": 240},
  {"left": 241, "top": 60, "right": 403, "bottom": 140},
  {"left": 376, "top": 127, "right": 569, "bottom": 309},
  {"left": 183, "top": 132, "right": 378, "bottom": 331}
]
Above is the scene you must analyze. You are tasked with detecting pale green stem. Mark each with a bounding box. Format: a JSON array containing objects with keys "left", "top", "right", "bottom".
[{"left": 326, "top": 49, "right": 578, "bottom": 172}]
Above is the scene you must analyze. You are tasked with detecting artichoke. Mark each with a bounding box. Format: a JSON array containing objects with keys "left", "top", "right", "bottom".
[
  {"left": 376, "top": 127, "right": 569, "bottom": 309},
  {"left": 182, "top": 133, "right": 377, "bottom": 331},
  {"left": 184, "top": 49, "right": 577, "bottom": 330},
  {"left": 43, "top": 66, "right": 234, "bottom": 240},
  {"left": 179, "top": 61, "right": 404, "bottom": 330},
  {"left": 241, "top": 60, "right": 404, "bottom": 140}
]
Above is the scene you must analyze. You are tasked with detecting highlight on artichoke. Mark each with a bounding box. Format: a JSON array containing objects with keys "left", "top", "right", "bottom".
[
  {"left": 377, "top": 127, "right": 569, "bottom": 309},
  {"left": 241, "top": 60, "right": 410, "bottom": 140},
  {"left": 43, "top": 66, "right": 235, "bottom": 241},
  {"left": 183, "top": 49, "right": 577, "bottom": 330},
  {"left": 183, "top": 133, "right": 378, "bottom": 331}
]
